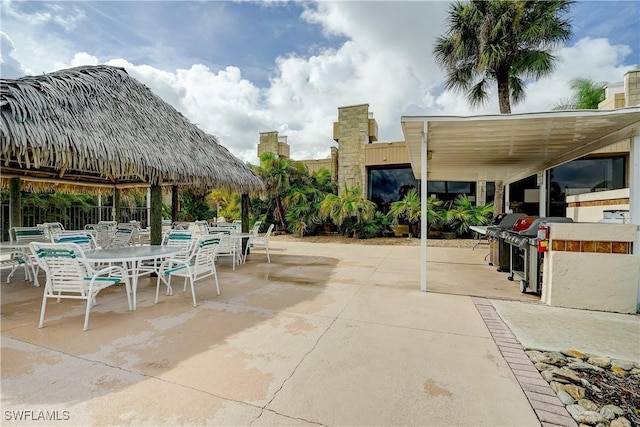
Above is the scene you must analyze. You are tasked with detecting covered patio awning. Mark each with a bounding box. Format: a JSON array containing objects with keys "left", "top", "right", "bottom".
[
  {"left": 401, "top": 107, "right": 640, "bottom": 292},
  {"left": 402, "top": 107, "right": 640, "bottom": 184}
]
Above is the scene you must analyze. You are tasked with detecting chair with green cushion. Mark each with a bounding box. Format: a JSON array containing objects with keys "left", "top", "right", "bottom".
[
  {"left": 30, "top": 241, "right": 132, "bottom": 331},
  {"left": 156, "top": 234, "right": 221, "bottom": 307}
]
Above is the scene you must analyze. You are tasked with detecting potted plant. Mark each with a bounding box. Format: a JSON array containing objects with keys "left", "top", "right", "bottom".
[
  {"left": 387, "top": 189, "right": 422, "bottom": 237},
  {"left": 441, "top": 195, "right": 494, "bottom": 238}
]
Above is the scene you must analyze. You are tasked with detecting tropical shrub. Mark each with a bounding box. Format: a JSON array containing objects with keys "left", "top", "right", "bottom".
[
  {"left": 443, "top": 195, "right": 494, "bottom": 237},
  {"left": 319, "top": 186, "right": 376, "bottom": 238}
]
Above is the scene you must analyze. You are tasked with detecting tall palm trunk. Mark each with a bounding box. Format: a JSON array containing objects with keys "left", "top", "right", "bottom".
[
  {"left": 497, "top": 75, "right": 511, "bottom": 114},
  {"left": 274, "top": 194, "right": 287, "bottom": 230}
]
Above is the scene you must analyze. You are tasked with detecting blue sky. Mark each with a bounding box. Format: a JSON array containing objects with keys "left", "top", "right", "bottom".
[{"left": 1, "top": 1, "right": 638, "bottom": 163}]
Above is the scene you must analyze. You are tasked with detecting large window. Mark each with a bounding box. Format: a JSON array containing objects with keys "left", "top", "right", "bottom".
[
  {"left": 368, "top": 167, "right": 419, "bottom": 213},
  {"left": 548, "top": 155, "right": 626, "bottom": 216},
  {"left": 427, "top": 181, "right": 476, "bottom": 204}
]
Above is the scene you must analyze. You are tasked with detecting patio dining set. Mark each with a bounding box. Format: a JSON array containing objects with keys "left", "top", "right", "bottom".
[{"left": 0, "top": 220, "right": 274, "bottom": 331}]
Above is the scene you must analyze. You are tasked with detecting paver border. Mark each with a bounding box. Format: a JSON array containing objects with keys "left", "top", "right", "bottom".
[{"left": 472, "top": 297, "right": 578, "bottom": 427}]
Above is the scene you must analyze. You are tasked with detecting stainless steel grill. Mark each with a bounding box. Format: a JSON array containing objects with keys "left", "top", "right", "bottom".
[
  {"left": 504, "top": 217, "right": 573, "bottom": 293},
  {"left": 486, "top": 213, "right": 526, "bottom": 272}
]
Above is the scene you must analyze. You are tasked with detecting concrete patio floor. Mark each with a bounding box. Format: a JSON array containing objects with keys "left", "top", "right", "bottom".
[{"left": 1, "top": 240, "right": 637, "bottom": 426}]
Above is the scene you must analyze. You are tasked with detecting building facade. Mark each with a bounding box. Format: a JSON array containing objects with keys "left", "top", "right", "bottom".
[{"left": 257, "top": 70, "right": 640, "bottom": 215}]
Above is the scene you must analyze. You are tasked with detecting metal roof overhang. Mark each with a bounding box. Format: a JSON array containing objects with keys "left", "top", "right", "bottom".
[{"left": 401, "top": 107, "right": 640, "bottom": 184}]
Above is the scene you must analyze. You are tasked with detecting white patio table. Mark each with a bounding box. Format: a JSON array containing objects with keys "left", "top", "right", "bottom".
[{"left": 84, "top": 245, "right": 184, "bottom": 310}]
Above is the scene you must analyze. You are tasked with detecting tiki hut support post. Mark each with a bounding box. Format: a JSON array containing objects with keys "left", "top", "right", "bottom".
[
  {"left": 171, "top": 185, "right": 179, "bottom": 221},
  {"left": 241, "top": 193, "right": 250, "bottom": 255},
  {"left": 98, "top": 194, "right": 103, "bottom": 222},
  {"left": 150, "top": 184, "right": 163, "bottom": 245},
  {"left": 113, "top": 188, "right": 121, "bottom": 222},
  {"left": 9, "top": 177, "right": 21, "bottom": 229}
]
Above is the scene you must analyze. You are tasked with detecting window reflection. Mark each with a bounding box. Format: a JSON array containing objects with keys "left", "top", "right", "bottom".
[{"left": 368, "top": 167, "right": 419, "bottom": 213}]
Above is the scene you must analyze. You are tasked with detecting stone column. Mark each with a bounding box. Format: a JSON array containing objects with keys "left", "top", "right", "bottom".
[
  {"left": 476, "top": 181, "right": 487, "bottom": 206},
  {"left": 258, "top": 131, "right": 280, "bottom": 159},
  {"left": 624, "top": 69, "right": 640, "bottom": 107},
  {"left": 494, "top": 181, "right": 504, "bottom": 216},
  {"left": 336, "top": 104, "right": 369, "bottom": 196}
]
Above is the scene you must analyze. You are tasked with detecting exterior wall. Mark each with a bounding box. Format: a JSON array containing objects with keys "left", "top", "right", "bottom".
[
  {"left": 542, "top": 223, "right": 639, "bottom": 313},
  {"left": 364, "top": 142, "right": 409, "bottom": 166},
  {"left": 592, "top": 138, "right": 630, "bottom": 154},
  {"left": 565, "top": 188, "right": 629, "bottom": 222},
  {"left": 598, "top": 93, "right": 625, "bottom": 110},
  {"left": 336, "top": 104, "right": 370, "bottom": 197},
  {"left": 303, "top": 159, "right": 333, "bottom": 175}
]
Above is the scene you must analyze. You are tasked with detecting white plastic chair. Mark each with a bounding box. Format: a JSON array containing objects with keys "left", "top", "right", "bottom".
[
  {"left": 52, "top": 231, "right": 99, "bottom": 251},
  {"left": 30, "top": 241, "right": 132, "bottom": 331},
  {"left": 84, "top": 223, "right": 111, "bottom": 248},
  {"left": 248, "top": 224, "right": 274, "bottom": 263},
  {"left": 156, "top": 234, "right": 221, "bottom": 307},
  {"left": 8, "top": 226, "right": 48, "bottom": 285},
  {"left": 211, "top": 230, "right": 240, "bottom": 270},
  {"left": 162, "top": 230, "right": 195, "bottom": 262},
  {"left": 40, "top": 222, "right": 65, "bottom": 240},
  {"left": 194, "top": 220, "right": 210, "bottom": 235},
  {"left": 104, "top": 224, "right": 136, "bottom": 248}
]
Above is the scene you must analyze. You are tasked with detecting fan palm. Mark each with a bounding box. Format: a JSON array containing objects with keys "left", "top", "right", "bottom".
[
  {"left": 387, "top": 188, "right": 422, "bottom": 236},
  {"left": 434, "top": 0, "right": 573, "bottom": 114},
  {"left": 254, "top": 152, "right": 295, "bottom": 230},
  {"left": 553, "top": 77, "right": 605, "bottom": 110},
  {"left": 319, "top": 186, "right": 376, "bottom": 237},
  {"left": 446, "top": 195, "right": 494, "bottom": 236}
]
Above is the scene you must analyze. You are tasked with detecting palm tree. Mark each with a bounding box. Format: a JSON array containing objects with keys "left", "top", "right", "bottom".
[
  {"left": 387, "top": 188, "right": 422, "bottom": 236},
  {"left": 434, "top": 0, "right": 573, "bottom": 114},
  {"left": 446, "top": 195, "right": 494, "bottom": 236},
  {"left": 254, "top": 152, "right": 294, "bottom": 230},
  {"left": 319, "top": 186, "right": 376, "bottom": 238},
  {"left": 553, "top": 77, "right": 605, "bottom": 110}
]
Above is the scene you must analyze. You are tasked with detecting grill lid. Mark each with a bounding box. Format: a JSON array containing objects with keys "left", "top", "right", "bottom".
[{"left": 511, "top": 216, "right": 538, "bottom": 232}]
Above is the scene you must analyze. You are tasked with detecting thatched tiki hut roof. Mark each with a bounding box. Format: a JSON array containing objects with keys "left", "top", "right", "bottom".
[{"left": 0, "top": 65, "right": 262, "bottom": 193}]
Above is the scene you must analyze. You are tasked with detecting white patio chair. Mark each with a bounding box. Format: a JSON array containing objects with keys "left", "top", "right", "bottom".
[
  {"left": 104, "top": 224, "right": 136, "bottom": 248},
  {"left": 247, "top": 224, "right": 274, "bottom": 263},
  {"left": 240, "top": 221, "right": 262, "bottom": 263},
  {"left": 52, "top": 231, "right": 99, "bottom": 251},
  {"left": 30, "top": 241, "right": 132, "bottom": 331},
  {"left": 250, "top": 221, "right": 262, "bottom": 236},
  {"left": 8, "top": 226, "right": 48, "bottom": 285},
  {"left": 194, "top": 220, "right": 210, "bottom": 235},
  {"left": 2, "top": 251, "right": 37, "bottom": 286},
  {"left": 39, "top": 222, "right": 65, "bottom": 240},
  {"left": 84, "top": 223, "right": 111, "bottom": 248},
  {"left": 156, "top": 234, "right": 221, "bottom": 307},
  {"left": 10, "top": 226, "right": 48, "bottom": 243},
  {"left": 162, "top": 230, "right": 195, "bottom": 262},
  {"left": 211, "top": 230, "right": 240, "bottom": 270}
]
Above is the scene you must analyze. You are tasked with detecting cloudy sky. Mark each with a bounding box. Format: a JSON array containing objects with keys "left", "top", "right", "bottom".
[{"left": 1, "top": 0, "right": 638, "bottom": 164}]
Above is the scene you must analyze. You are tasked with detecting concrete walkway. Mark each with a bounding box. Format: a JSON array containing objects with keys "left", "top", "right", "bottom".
[{"left": 1, "top": 240, "right": 636, "bottom": 426}]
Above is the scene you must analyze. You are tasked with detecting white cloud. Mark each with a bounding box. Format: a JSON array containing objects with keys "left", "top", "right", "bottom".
[
  {"left": 2, "top": 1, "right": 638, "bottom": 166},
  {"left": 0, "top": 31, "right": 28, "bottom": 78}
]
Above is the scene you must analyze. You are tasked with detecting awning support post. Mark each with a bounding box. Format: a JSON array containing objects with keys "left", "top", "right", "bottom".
[
  {"left": 629, "top": 134, "right": 640, "bottom": 312},
  {"left": 539, "top": 170, "right": 547, "bottom": 217},
  {"left": 420, "top": 129, "right": 428, "bottom": 292}
]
